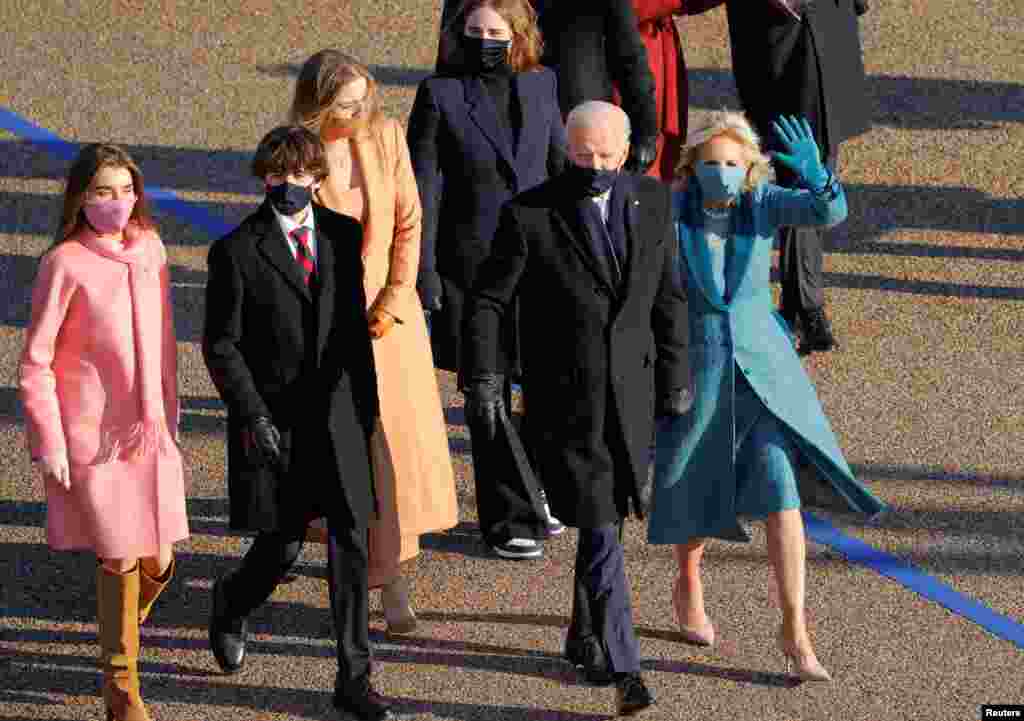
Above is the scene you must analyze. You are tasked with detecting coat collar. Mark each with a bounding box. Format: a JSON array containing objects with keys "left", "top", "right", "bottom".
[
  {"left": 462, "top": 74, "right": 518, "bottom": 178},
  {"left": 614, "top": 175, "right": 645, "bottom": 299},
  {"left": 549, "top": 174, "right": 644, "bottom": 299},
  {"left": 310, "top": 204, "right": 337, "bottom": 359},
  {"left": 254, "top": 202, "right": 313, "bottom": 302},
  {"left": 676, "top": 186, "right": 756, "bottom": 311},
  {"left": 551, "top": 177, "right": 619, "bottom": 296}
]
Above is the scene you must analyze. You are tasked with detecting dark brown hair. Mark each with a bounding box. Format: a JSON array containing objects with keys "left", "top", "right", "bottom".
[
  {"left": 441, "top": 0, "right": 544, "bottom": 73},
  {"left": 55, "top": 144, "right": 155, "bottom": 245},
  {"left": 251, "top": 126, "right": 329, "bottom": 181},
  {"left": 290, "top": 50, "right": 383, "bottom": 134}
]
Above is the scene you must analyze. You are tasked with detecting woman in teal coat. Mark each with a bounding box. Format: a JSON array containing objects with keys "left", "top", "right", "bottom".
[{"left": 648, "top": 112, "right": 885, "bottom": 682}]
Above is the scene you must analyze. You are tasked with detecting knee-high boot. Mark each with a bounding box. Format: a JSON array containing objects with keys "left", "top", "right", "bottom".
[
  {"left": 97, "top": 564, "right": 150, "bottom": 721},
  {"left": 138, "top": 558, "right": 174, "bottom": 625}
]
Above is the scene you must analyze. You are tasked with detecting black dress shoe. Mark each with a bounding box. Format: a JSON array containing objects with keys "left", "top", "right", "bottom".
[
  {"left": 615, "top": 672, "right": 654, "bottom": 716},
  {"left": 209, "top": 577, "right": 247, "bottom": 673},
  {"left": 798, "top": 306, "right": 838, "bottom": 354},
  {"left": 334, "top": 673, "right": 392, "bottom": 721},
  {"left": 564, "top": 635, "right": 614, "bottom": 686}
]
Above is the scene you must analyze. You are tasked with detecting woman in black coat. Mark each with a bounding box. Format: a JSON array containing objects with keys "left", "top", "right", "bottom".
[
  {"left": 437, "top": 0, "right": 659, "bottom": 174},
  {"left": 408, "top": 0, "right": 567, "bottom": 558}
]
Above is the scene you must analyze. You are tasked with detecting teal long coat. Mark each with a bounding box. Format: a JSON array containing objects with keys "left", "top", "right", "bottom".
[{"left": 647, "top": 180, "right": 886, "bottom": 544}]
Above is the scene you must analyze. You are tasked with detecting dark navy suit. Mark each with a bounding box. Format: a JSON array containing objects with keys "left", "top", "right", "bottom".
[{"left": 463, "top": 172, "right": 688, "bottom": 672}]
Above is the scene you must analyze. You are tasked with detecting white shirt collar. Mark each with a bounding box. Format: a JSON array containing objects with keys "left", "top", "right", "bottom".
[{"left": 273, "top": 204, "right": 315, "bottom": 238}]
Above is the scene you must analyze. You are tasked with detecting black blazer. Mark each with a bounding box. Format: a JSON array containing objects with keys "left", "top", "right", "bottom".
[
  {"left": 538, "top": 0, "right": 658, "bottom": 143},
  {"left": 463, "top": 173, "right": 688, "bottom": 527},
  {"left": 726, "top": 0, "right": 871, "bottom": 158},
  {"left": 407, "top": 68, "right": 567, "bottom": 372},
  {"left": 202, "top": 202, "right": 378, "bottom": 532}
]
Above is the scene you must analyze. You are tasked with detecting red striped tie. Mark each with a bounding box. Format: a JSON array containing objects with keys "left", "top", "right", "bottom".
[{"left": 290, "top": 227, "right": 315, "bottom": 285}]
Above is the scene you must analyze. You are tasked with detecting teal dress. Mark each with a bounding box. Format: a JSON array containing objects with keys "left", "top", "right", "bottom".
[
  {"left": 702, "top": 211, "right": 803, "bottom": 520},
  {"left": 647, "top": 181, "right": 886, "bottom": 545}
]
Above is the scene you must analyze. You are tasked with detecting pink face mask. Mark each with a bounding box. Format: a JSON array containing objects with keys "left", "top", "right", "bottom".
[{"left": 83, "top": 197, "right": 135, "bottom": 234}]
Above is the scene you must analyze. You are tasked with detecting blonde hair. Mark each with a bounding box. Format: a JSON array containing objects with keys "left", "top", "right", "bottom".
[
  {"left": 290, "top": 50, "right": 384, "bottom": 135},
  {"left": 674, "top": 111, "right": 774, "bottom": 192}
]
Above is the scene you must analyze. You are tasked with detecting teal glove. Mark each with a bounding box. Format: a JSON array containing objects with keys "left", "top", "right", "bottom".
[{"left": 770, "top": 115, "right": 830, "bottom": 191}]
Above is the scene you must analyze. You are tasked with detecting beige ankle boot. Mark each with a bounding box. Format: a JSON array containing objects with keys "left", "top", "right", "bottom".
[
  {"left": 97, "top": 564, "right": 151, "bottom": 721},
  {"left": 138, "top": 558, "right": 174, "bottom": 625},
  {"left": 381, "top": 575, "right": 417, "bottom": 634}
]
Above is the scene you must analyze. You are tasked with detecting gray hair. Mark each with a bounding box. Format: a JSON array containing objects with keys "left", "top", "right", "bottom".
[{"left": 566, "top": 101, "right": 631, "bottom": 143}]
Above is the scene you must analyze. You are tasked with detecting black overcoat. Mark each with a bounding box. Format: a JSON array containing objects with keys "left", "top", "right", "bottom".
[
  {"left": 407, "top": 68, "right": 567, "bottom": 375},
  {"left": 463, "top": 174, "right": 688, "bottom": 527},
  {"left": 538, "top": 0, "right": 658, "bottom": 143},
  {"left": 202, "top": 202, "right": 379, "bottom": 532},
  {"left": 725, "top": 0, "right": 871, "bottom": 157}
]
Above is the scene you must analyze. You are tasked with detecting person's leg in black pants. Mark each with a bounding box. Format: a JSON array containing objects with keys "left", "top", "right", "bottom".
[
  {"left": 465, "top": 377, "right": 547, "bottom": 556},
  {"left": 576, "top": 523, "right": 640, "bottom": 675},
  {"left": 565, "top": 521, "right": 640, "bottom": 685},
  {"left": 567, "top": 523, "right": 653, "bottom": 712},
  {"left": 209, "top": 524, "right": 307, "bottom": 673},
  {"left": 326, "top": 521, "right": 371, "bottom": 685},
  {"left": 223, "top": 525, "right": 307, "bottom": 620},
  {"left": 775, "top": 150, "right": 840, "bottom": 353}
]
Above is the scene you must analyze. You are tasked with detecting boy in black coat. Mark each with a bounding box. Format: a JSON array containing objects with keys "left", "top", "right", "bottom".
[{"left": 202, "top": 126, "right": 391, "bottom": 721}]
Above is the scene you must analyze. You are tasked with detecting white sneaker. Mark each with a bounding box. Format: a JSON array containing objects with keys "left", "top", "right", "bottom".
[{"left": 491, "top": 537, "right": 543, "bottom": 559}]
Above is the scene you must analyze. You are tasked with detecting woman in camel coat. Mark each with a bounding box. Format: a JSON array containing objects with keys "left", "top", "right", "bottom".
[
  {"left": 290, "top": 50, "right": 458, "bottom": 633},
  {"left": 20, "top": 143, "right": 188, "bottom": 720}
]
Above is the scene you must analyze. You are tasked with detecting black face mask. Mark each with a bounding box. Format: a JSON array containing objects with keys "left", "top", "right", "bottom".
[
  {"left": 565, "top": 163, "right": 618, "bottom": 197},
  {"left": 266, "top": 181, "right": 312, "bottom": 216},
  {"left": 461, "top": 35, "right": 511, "bottom": 72}
]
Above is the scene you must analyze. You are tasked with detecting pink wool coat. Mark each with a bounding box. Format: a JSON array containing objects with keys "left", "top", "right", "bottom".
[{"left": 19, "top": 223, "right": 189, "bottom": 559}]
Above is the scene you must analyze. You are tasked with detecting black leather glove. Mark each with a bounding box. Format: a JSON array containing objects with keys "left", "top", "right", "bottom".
[
  {"left": 624, "top": 135, "right": 658, "bottom": 175},
  {"left": 463, "top": 373, "right": 505, "bottom": 441},
  {"left": 655, "top": 387, "right": 692, "bottom": 421},
  {"left": 243, "top": 415, "right": 282, "bottom": 467},
  {"left": 417, "top": 270, "right": 443, "bottom": 313}
]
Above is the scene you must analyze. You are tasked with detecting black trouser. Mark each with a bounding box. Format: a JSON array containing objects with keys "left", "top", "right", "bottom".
[
  {"left": 774, "top": 149, "right": 840, "bottom": 315},
  {"left": 223, "top": 519, "right": 370, "bottom": 682},
  {"left": 467, "top": 377, "right": 548, "bottom": 546},
  {"left": 567, "top": 522, "right": 640, "bottom": 674}
]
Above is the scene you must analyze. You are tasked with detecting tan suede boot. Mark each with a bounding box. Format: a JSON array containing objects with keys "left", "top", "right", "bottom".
[
  {"left": 97, "top": 564, "right": 151, "bottom": 721},
  {"left": 138, "top": 558, "right": 174, "bottom": 625}
]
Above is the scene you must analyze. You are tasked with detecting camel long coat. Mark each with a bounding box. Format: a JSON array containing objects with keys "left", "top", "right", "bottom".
[{"left": 315, "top": 117, "right": 458, "bottom": 584}]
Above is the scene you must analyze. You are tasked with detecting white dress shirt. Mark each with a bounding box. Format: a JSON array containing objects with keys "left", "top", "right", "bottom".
[
  {"left": 273, "top": 204, "right": 317, "bottom": 264},
  {"left": 591, "top": 189, "right": 612, "bottom": 225}
]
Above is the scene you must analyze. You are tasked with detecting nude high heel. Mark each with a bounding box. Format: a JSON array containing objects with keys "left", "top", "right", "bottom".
[
  {"left": 777, "top": 628, "right": 832, "bottom": 682},
  {"left": 672, "top": 579, "right": 715, "bottom": 647},
  {"left": 381, "top": 575, "right": 417, "bottom": 635}
]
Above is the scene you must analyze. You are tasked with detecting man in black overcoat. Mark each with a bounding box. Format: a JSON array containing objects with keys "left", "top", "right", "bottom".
[
  {"left": 202, "top": 127, "right": 391, "bottom": 721},
  {"left": 436, "top": 0, "right": 659, "bottom": 174},
  {"left": 462, "top": 101, "right": 689, "bottom": 715},
  {"left": 725, "top": 0, "right": 871, "bottom": 353}
]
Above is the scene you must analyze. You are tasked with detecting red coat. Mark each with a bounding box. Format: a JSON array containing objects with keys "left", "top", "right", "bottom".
[{"left": 631, "top": 0, "right": 725, "bottom": 180}]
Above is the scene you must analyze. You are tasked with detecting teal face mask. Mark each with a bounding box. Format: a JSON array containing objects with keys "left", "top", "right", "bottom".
[{"left": 694, "top": 162, "right": 746, "bottom": 204}]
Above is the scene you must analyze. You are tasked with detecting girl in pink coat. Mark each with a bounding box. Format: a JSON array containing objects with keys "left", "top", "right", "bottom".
[{"left": 19, "top": 144, "right": 188, "bottom": 721}]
